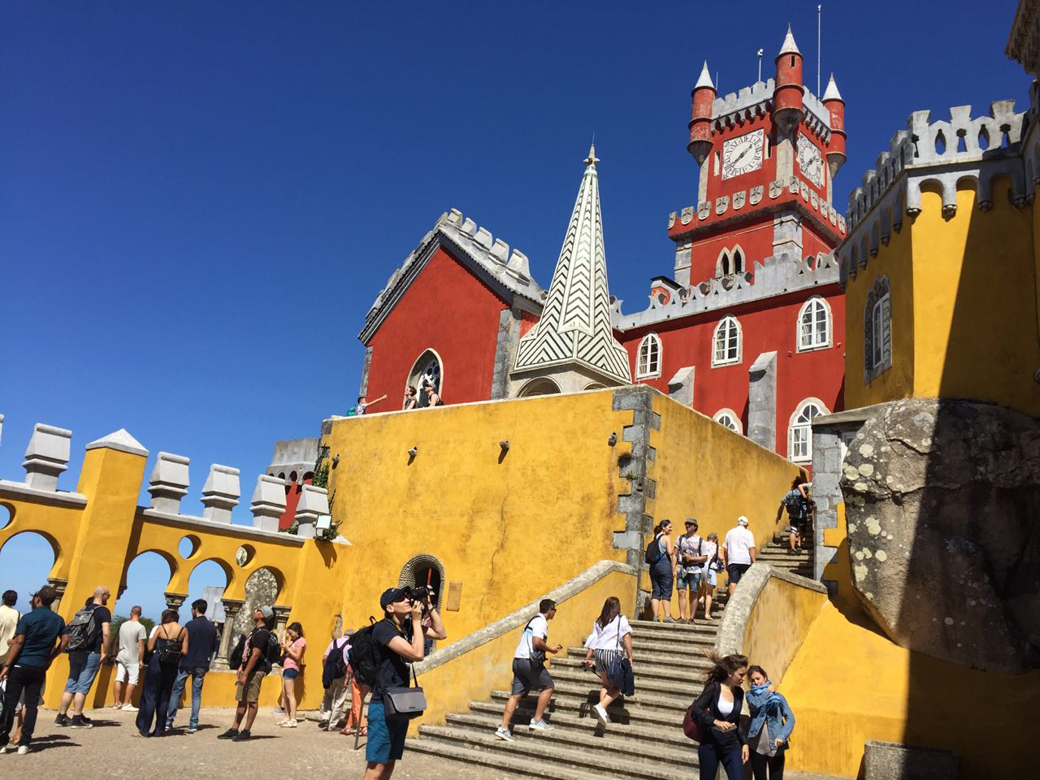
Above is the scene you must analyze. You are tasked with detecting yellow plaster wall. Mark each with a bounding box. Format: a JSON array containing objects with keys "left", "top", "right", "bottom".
[
  {"left": 416, "top": 568, "right": 636, "bottom": 727},
  {"left": 647, "top": 394, "right": 805, "bottom": 612},
  {"left": 843, "top": 214, "right": 915, "bottom": 411},
  {"left": 742, "top": 575, "right": 827, "bottom": 687},
  {"left": 780, "top": 602, "right": 1040, "bottom": 779},
  {"left": 323, "top": 391, "right": 632, "bottom": 638}
]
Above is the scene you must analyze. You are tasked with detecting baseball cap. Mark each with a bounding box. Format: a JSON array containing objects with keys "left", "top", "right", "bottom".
[
  {"left": 737, "top": 516, "right": 749, "bottom": 527},
  {"left": 380, "top": 587, "right": 409, "bottom": 609},
  {"left": 685, "top": 518, "right": 698, "bottom": 527},
  {"left": 258, "top": 605, "right": 274, "bottom": 621}
]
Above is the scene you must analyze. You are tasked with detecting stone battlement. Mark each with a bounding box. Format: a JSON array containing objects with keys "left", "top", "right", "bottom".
[{"left": 711, "top": 78, "right": 831, "bottom": 139}]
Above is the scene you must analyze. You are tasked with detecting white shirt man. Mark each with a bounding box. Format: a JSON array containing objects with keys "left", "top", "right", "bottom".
[
  {"left": 0, "top": 591, "right": 21, "bottom": 661},
  {"left": 723, "top": 516, "right": 757, "bottom": 595},
  {"left": 112, "top": 606, "right": 146, "bottom": 711}
]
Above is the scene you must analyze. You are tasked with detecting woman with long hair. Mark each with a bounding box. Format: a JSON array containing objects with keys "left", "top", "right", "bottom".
[
  {"left": 746, "top": 665, "right": 795, "bottom": 779},
  {"left": 135, "top": 609, "right": 188, "bottom": 737},
  {"left": 581, "top": 596, "right": 633, "bottom": 727},
  {"left": 649, "top": 519, "right": 677, "bottom": 623},
  {"left": 278, "top": 622, "right": 306, "bottom": 728},
  {"left": 691, "top": 652, "right": 749, "bottom": 779},
  {"left": 697, "top": 532, "right": 721, "bottom": 621}
]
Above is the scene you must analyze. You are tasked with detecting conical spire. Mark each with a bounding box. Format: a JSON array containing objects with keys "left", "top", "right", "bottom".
[
  {"left": 512, "top": 147, "right": 632, "bottom": 387},
  {"left": 778, "top": 24, "right": 801, "bottom": 56},
  {"left": 822, "top": 73, "right": 843, "bottom": 102},
  {"left": 694, "top": 61, "right": 715, "bottom": 90}
]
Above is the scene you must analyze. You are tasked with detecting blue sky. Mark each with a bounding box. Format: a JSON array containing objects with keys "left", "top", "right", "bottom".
[{"left": 0, "top": 1, "right": 1026, "bottom": 621}]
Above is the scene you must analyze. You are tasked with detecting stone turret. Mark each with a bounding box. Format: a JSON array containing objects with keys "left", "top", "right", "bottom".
[
  {"left": 687, "top": 61, "right": 716, "bottom": 166},
  {"left": 773, "top": 25, "right": 805, "bottom": 137},
  {"left": 823, "top": 74, "right": 847, "bottom": 178}
]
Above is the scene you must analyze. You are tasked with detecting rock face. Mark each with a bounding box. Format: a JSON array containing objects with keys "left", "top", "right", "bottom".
[
  {"left": 231, "top": 568, "right": 279, "bottom": 646},
  {"left": 841, "top": 398, "right": 1040, "bottom": 673}
]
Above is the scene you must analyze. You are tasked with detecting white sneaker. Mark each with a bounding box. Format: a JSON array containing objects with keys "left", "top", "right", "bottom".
[
  {"left": 494, "top": 727, "right": 516, "bottom": 742},
  {"left": 0, "top": 746, "right": 10, "bottom": 754},
  {"left": 528, "top": 719, "right": 554, "bottom": 731},
  {"left": 592, "top": 703, "right": 610, "bottom": 726},
  {"left": 16, "top": 746, "right": 28, "bottom": 755},
  {"left": 111, "top": 704, "right": 122, "bottom": 710},
  {"left": 121, "top": 705, "right": 139, "bottom": 712}
]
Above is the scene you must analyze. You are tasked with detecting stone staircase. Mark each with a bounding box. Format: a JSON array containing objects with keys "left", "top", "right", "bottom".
[
  {"left": 407, "top": 593, "right": 729, "bottom": 779},
  {"left": 757, "top": 534, "right": 814, "bottom": 579}
]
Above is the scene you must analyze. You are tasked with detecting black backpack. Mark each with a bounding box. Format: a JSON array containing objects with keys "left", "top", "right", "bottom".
[
  {"left": 347, "top": 619, "right": 381, "bottom": 689},
  {"left": 229, "top": 629, "right": 280, "bottom": 672},
  {"left": 66, "top": 606, "right": 99, "bottom": 653},
  {"left": 322, "top": 637, "right": 349, "bottom": 689},
  {"left": 644, "top": 533, "right": 664, "bottom": 565},
  {"left": 228, "top": 634, "right": 246, "bottom": 670}
]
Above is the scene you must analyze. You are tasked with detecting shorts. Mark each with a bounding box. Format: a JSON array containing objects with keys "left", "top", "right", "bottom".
[
  {"left": 510, "top": 658, "right": 554, "bottom": 696},
  {"left": 727, "top": 563, "right": 752, "bottom": 585},
  {"left": 650, "top": 564, "right": 674, "bottom": 600},
  {"left": 282, "top": 668, "right": 299, "bottom": 680},
  {"left": 366, "top": 699, "right": 408, "bottom": 764},
  {"left": 703, "top": 568, "right": 718, "bottom": 588},
  {"left": 115, "top": 660, "right": 140, "bottom": 685},
  {"left": 677, "top": 566, "right": 703, "bottom": 590},
  {"left": 64, "top": 651, "right": 102, "bottom": 695},
  {"left": 235, "top": 670, "right": 266, "bottom": 704},
  {"left": 592, "top": 648, "right": 623, "bottom": 675}
]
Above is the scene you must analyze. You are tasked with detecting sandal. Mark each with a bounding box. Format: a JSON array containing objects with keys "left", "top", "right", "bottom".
[{"left": 340, "top": 727, "right": 356, "bottom": 736}]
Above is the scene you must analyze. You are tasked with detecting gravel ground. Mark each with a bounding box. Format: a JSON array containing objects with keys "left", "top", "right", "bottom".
[{"left": 0, "top": 707, "right": 497, "bottom": 779}]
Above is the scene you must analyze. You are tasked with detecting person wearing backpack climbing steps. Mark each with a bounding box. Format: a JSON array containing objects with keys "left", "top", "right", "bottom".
[
  {"left": 495, "top": 598, "right": 562, "bottom": 742},
  {"left": 218, "top": 605, "right": 280, "bottom": 742},
  {"left": 646, "top": 520, "right": 678, "bottom": 623},
  {"left": 361, "top": 587, "right": 446, "bottom": 780},
  {"left": 56, "top": 585, "right": 112, "bottom": 729},
  {"left": 676, "top": 519, "right": 708, "bottom": 624},
  {"left": 776, "top": 476, "right": 812, "bottom": 553}
]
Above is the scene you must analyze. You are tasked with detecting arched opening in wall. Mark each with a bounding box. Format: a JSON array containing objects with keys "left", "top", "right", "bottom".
[
  {"left": 119, "top": 550, "right": 176, "bottom": 628},
  {"left": 0, "top": 503, "right": 12, "bottom": 531},
  {"left": 398, "top": 554, "right": 447, "bottom": 652},
  {"left": 583, "top": 382, "right": 606, "bottom": 391},
  {"left": 0, "top": 530, "right": 59, "bottom": 614},
  {"left": 517, "top": 378, "right": 561, "bottom": 397},
  {"left": 406, "top": 349, "right": 444, "bottom": 409},
  {"left": 732, "top": 248, "right": 744, "bottom": 274},
  {"left": 234, "top": 567, "right": 285, "bottom": 648},
  {"left": 185, "top": 559, "right": 233, "bottom": 628}
]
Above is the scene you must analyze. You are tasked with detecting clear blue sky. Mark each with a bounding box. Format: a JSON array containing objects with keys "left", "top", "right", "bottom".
[{"left": 0, "top": 1, "right": 1025, "bottom": 622}]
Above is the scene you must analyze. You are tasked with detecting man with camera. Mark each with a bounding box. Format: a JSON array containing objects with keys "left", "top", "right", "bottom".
[
  {"left": 364, "top": 586, "right": 446, "bottom": 780},
  {"left": 495, "top": 598, "right": 562, "bottom": 741}
]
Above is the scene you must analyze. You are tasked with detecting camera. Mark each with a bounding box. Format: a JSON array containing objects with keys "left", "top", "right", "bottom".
[{"left": 405, "top": 585, "right": 431, "bottom": 602}]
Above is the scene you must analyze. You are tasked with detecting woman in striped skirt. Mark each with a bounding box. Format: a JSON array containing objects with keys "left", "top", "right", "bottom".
[{"left": 581, "top": 596, "right": 633, "bottom": 727}]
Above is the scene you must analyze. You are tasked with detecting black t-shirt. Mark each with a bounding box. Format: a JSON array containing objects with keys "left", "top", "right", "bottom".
[
  {"left": 372, "top": 618, "right": 412, "bottom": 690},
  {"left": 86, "top": 605, "right": 112, "bottom": 653},
  {"left": 242, "top": 627, "right": 272, "bottom": 672}
]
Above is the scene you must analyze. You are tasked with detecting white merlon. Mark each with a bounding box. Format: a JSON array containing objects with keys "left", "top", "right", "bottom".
[
  {"left": 695, "top": 61, "right": 714, "bottom": 89},
  {"left": 250, "top": 474, "right": 287, "bottom": 533},
  {"left": 823, "top": 73, "right": 843, "bottom": 102},
  {"left": 201, "top": 464, "right": 241, "bottom": 525},
  {"left": 23, "top": 424, "right": 72, "bottom": 492},
  {"left": 710, "top": 78, "right": 830, "bottom": 139},
  {"left": 294, "top": 484, "right": 330, "bottom": 539},
  {"left": 148, "top": 452, "right": 190, "bottom": 514},
  {"left": 86, "top": 428, "right": 148, "bottom": 457},
  {"left": 779, "top": 24, "right": 800, "bottom": 56}
]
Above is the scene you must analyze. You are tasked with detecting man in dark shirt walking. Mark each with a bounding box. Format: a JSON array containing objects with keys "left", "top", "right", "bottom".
[
  {"left": 217, "top": 605, "right": 276, "bottom": 742},
  {"left": 166, "top": 598, "right": 219, "bottom": 733},
  {"left": 0, "top": 585, "right": 69, "bottom": 753},
  {"left": 56, "top": 585, "right": 111, "bottom": 729}
]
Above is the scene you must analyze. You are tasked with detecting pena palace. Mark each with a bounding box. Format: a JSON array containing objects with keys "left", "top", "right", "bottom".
[{"left": 355, "top": 26, "right": 849, "bottom": 472}]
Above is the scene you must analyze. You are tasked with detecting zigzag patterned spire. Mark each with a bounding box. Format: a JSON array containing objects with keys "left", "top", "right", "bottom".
[{"left": 513, "top": 145, "right": 632, "bottom": 385}]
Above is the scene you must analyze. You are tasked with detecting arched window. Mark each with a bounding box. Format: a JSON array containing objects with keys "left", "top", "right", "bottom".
[
  {"left": 732, "top": 249, "right": 743, "bottom": 274},
  {"left": 713, "top": 409, "right": 743, "bottom": 434},
  {"left": 406, "top": 349, "right": 443, "bottom": 408},
  {"left": 789, "top": 399, "right": 829, "bottom": 463},
  {"left": 864, "top": 276, "right": 892, "bottom": 382},
  {"left": 797, "top": 296, "right": 832, "bottom": 351},
  {"left": 516, "top": 377, "right": 561, "bottom": 397},
  {"left": 636, "top": 333, "right": 662, "bottom": 379},
  {"left": 712, "top": 316, "right": 742, "bottom": 366}
]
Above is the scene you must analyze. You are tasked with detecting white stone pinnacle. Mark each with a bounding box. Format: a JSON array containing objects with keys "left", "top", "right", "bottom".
[
  {"left": 779, "top": 24, "right": 800, "bottom": 56},
  {"left": 694, "top": 61, "right": 714, "bottom": 90},
  {"left": 823, "top": 73, "right": 843, "bottom": 102}
]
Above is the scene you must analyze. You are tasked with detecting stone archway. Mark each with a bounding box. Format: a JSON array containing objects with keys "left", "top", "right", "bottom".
[{"left": 397, "top": 553, "right": 446, "bottom": 608}]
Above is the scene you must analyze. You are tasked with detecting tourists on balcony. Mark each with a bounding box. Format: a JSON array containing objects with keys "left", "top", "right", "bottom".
[
  {"left": 648, "top": 519, "right": 678, "bottom": 623},
  {"left": 691, "top": 653, "right": 750, "bottom": 779},
  {"left": 422, "top": 381, "right": 443, "bottom": 407},
  {"left": 777, "top": 476, "right": 812, "bottom": 553},
  {"left": 402, "top": 385, "right": 419, "bottom": 410},
  {"left": 495, "top": 598, "right": 562, "bottom": 741},
  {"left": 698, "top": 532, "right": 722, "bottom": 621},
  {"left": 0, "top": 585, "right": 68, "bottom": 755},
  {"left": 218, "top": 605, "right": 278, "bottom": 742},
  {"left": 746, "top": 665, "right": 795, "bottom": 780},
  {"left": 166, "top": 599, "right": 219, "bottom": 733},
  {"left": 111, "top": 605, "right": 146, "bottom": 712},
  {"left": 676, "top": 519, "right": 708, "bottom": 623},
  {"left": 56, "top": 585, "right": 112, "bottom": 729},
  {"left": 135, "top": 608, "right": 188, "bottom": 738},
  {"left": 581, "top": 596, "right": 634, "bottom": 727},
  {"left": 277, "top": 622, "right": 306, "bottom": 728},
  {"left": 722, "top": 516, "right": 757, "bottom": 596}
]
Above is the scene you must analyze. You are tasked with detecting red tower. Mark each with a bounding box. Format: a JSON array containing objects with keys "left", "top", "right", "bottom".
[
  {"left": 687, "top": 62, "right": 716, "bottom": 166},
  {"left": 773, "top": 25, "right": 805, "bottom": 137}
]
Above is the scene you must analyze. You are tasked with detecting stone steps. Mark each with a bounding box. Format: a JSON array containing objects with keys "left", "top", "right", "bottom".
[
  {"left": 489, "top": 683, "right": 694, "bottom": 715},
  {"left": 467, "top": 700, "right": 693, "bottom": 741},
  {"left": 554, "top": 656, "right": 709, "bottom": 683}
]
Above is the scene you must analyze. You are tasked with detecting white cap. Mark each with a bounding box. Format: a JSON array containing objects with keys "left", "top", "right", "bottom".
[{"left": 737, "top": 515, "right": 749, "bottom": 527}]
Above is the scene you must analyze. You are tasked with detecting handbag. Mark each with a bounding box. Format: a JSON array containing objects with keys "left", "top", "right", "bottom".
[
  {"left": 381, "top": 664, "right": 427, "bottom": 721},
  {"left": 605, "top": 618, "right": 635, "bottom": 697},
  {"left": 683, "top": 704, "right": 705, "bottom": 741},
  {"left": 525, "top": 617, "right": 547, "bottom": 667}
]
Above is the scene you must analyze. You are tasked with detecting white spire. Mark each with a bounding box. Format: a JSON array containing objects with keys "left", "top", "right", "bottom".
[
  {"left": 822, "top": 73, "right": 843, "bottom": 102},
  {"left": 694, "top": 60, "right": 714, "bottom": 90},
  {"left": 779, "top": 24, "right": 801, "bottom": 56},
  {"left": 512, "top": 147, "right": 632, "bottom": 387}
]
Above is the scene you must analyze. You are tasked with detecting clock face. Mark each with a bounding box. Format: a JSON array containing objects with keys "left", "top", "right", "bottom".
[
  {"left": 797, "top": 135, "right": 824, "bottom": 187},
  {"left": 721, "top": 129, "right": 764, "bottom": 180}
]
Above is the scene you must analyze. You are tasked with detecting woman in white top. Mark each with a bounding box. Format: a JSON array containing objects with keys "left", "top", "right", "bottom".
[
  {"left": 581, "top": 596, "right": 633, "bottom": 727},
  {"left": 698, "top": 532, "right": 721, "bottom": 621}
]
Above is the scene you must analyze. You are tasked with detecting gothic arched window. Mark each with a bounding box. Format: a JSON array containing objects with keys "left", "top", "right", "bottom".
[
  {"left": 713, "top": 409, "right": 743, "bottom": 434},
  {"left": 636, "top": 333, "right": 662, "bottom": 379},
  {"left": 712, "top": 316, "right": 742, "bottom": 367},
  {"left": 797, "top": 296, "right": 832, "bottom": 351},
  {"left": 407, "top": 349, "right": 443, "bottom": 408},
  {"left": 789, "top": 399, "right": 828, "bottom": 463},
  {"left": 864, "top": 276, "right": 892, "bottom": 382}
]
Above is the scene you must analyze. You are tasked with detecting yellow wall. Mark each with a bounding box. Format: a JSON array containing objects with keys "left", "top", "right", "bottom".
[
  {"left": 781, "top": 602, "right": 1040, "bottom": 779},
  {"left": 742, "top": 575, "right": 827, "bottom": 687},
  {"left": 647, "top": 394, "right": 805, "bottom": 612},
  {"left": 844, "top": 182, "right": 1040, "bottom": 416}
]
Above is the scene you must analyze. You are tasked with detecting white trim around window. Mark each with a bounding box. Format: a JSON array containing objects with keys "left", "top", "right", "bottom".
[
  {"left": 711, "top": 316, "right": 742, "bottom": 367},
  {"left": 797, "top": 295, "right": 832, "bottom": 352},
  {"left": 713, "top": 408, "right": 743, "bottom": 435},
  {"left": 636, "top": 333, "right": 662, "bottom": 379},
  {"left": 788, "top": 397, "right": 830, "bottom": 463}
]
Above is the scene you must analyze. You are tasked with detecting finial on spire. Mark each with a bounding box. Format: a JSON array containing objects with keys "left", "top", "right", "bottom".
[
  {"left": 779, "top": 24, "right": 801, "bottom": 56},
  {"left": 822, "top": 73, "right": 843, "bottom": 102},
  {"left": 694, "top": 60, "right": 715, "bottom": 90},
  {"left": 585, "top": 143, "right": 600, "bottom": 167}
]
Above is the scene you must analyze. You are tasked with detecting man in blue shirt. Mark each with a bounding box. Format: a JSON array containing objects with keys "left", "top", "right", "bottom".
[
  {"left": 166, "top": 598, "right": 219, "bottom": 733},
  {"left": 0, "top": 585, "right": 69, "bottom": 753}
]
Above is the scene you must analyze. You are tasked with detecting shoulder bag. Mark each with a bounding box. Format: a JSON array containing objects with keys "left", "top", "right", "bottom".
[
  {"left": 382, "top": 663, "right": 427, "bottom": 721},
  {"left": 525, "top": 617, "right": 547, "bottom": 667}
]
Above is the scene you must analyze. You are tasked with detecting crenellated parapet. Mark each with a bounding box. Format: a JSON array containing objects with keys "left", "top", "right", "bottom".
[
  {"left": 840, "top": 101, "right": 1029, "bottom": 285},
  {"left": 613, "top": 251, "right": 839, "bottom": 331},
  {"left": 709, "top": 78, "right": 832, "bottom": 141}
]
